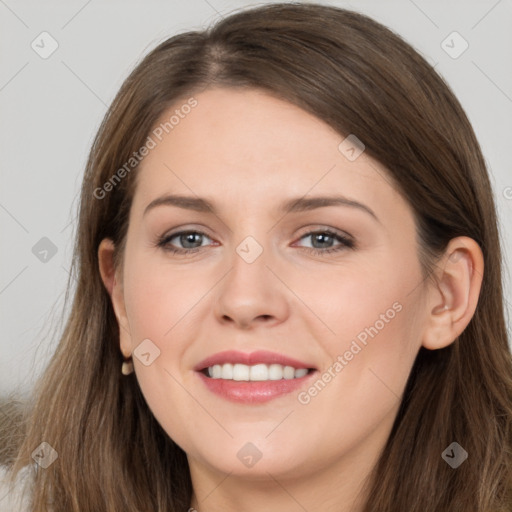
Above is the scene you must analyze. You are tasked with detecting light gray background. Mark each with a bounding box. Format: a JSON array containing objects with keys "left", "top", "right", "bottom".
[{"left": 1, "top": 0, "right": 511, "bottom": 395}]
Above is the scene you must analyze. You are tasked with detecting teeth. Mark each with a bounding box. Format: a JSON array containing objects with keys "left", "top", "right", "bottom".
[
  {"left": 207, "top": 363, "right": 310, "bottom": 381},
  {"left": 250, "top": 364, "right": 267, "bottom": 381}
]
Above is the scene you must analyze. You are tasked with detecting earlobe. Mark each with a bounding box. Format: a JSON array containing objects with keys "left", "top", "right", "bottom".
[{"left": 422, "top": 236, "right": 484, "bottom": 350}]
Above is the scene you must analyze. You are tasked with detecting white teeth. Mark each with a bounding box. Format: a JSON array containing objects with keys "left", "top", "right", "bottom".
[
  {"left": 206, "top": 363, "right": 310, "bottom": 381},
  {"left": 221, "top": 363, "right": 233, "bottom": 379},
  {"left": 249, "top": 364, "right": 268, "bottom": 381},
  {"left": 233, "top": 363, "right": 250, "bottom": 381},
  {"left": 283, "top": 366, "right": 295, "bottom": 379},
  {"left": 268, "top": 364, "right": 284, "bottom": 380},
  {"left": 210, "top": 365, "right": 222, "bottom": 379}
]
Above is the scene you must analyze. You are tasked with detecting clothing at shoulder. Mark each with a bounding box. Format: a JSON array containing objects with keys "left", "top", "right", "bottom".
[{"left": 0, "top": 465, "right": 32, "bottom": 512}]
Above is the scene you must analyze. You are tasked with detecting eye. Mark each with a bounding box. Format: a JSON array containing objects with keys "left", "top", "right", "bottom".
[
  {"left": 156, "top": 230, "right": 214, "bottom": 255},
  {"left": 294, "top": 229, "right": 355, "bottom": 254}
]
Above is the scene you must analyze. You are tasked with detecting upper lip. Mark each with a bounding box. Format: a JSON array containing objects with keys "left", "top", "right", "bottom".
[{"left": 194, "top": 350, "right": 317, "bottom": 371}]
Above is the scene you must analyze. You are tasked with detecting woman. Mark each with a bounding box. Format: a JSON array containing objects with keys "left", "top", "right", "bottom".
[{"left": 2, "top": 2, "right": 511, "bottom": 511}]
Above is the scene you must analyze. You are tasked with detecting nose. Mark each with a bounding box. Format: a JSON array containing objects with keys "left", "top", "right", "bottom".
[{"left": 213, "top": 240, "right": 289, "bottom": 330}]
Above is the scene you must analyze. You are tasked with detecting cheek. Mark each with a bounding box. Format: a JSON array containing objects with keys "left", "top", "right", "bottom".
[
  {"left": 122, "top": 250, "right": 203, "bottom": 346},
  {"left": 303, "top": 257, "right": 423, "bottom": 426},
  {"left": 306, "top": 249, "right": 420, "bottom": 354},
  {"left": 285, "top": 301, "right": 420, "bottom": 469},
  {"left": 120, "top": 252, "right": 212, "bottom": 448}
]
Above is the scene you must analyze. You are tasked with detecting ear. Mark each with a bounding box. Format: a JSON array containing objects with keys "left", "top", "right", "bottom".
[
  {"left": 422, "top": 236, "right": 484, "bottom": 350},
  {"left": 98, "top": 238, "right": 132, "bottom": 358}
]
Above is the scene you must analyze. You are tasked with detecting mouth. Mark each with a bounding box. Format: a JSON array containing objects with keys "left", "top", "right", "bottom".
[{"left": 194, "top": 350, "right": 318, "bottom": 403}]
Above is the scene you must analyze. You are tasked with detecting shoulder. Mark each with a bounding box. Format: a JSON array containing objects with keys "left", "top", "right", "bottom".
[{"left": 0, "top": 465, "right": 33, "bottom": 512}]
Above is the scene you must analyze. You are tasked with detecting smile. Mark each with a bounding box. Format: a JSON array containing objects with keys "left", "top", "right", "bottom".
[
  {"left": 194, "top": 350, "right": 318, "bottom": 403},
  {"left": 204, "top": 363, "right": 311, "bottom": 381}
]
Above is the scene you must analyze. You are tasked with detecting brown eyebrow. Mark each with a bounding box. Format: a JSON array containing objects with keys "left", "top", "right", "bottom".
[{"left": 143, "top": 194, "right": 379, "bottom": 222}]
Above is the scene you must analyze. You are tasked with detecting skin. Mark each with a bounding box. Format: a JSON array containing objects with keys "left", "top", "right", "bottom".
[{"left": 98, "top": 87, "right": 484, "bottom": 512}]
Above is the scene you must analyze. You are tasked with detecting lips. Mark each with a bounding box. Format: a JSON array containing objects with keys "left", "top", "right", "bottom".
[
  {"left": 194, "top": 350, "right": 317, "bottom": 372},
  {"left": 193, "top": 350, "right": 318, "bottom": 403}
]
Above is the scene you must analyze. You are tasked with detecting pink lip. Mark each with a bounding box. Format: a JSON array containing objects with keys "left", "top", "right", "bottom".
[
  {"left": 193, "top": 350, "right": 316, "bottom": 371},
  {"left": 193, "top": 350, "right": 317, "bottom": 404},
  {"left": 196, "top": 371, "right": 317, "bottom": 404}
]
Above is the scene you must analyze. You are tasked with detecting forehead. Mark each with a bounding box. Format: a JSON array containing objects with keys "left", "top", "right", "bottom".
[{"left": 131, "top": 87, "right": 401, "bottom": 218}]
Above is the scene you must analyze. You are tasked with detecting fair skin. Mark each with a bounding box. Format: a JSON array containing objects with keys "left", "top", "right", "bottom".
[{"left": 98, "top": 87, "right": 483, "bottom": 512}]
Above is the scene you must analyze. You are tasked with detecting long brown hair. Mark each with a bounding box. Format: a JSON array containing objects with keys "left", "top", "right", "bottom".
[{"left": 6, "top": 3, "right": 512, "bottom": 510}]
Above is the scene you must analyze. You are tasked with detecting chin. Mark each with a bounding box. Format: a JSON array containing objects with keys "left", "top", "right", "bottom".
[{"left": 189, "top": 441, "right": 312, "bottom": 480}]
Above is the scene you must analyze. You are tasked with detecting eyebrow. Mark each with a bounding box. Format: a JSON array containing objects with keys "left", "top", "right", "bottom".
[{"left": 143, "top": 194, "right": 379, "bottom": 222}]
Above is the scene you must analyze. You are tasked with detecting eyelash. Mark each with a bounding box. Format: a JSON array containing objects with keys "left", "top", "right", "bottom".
[{"left": 155, "top": 228, "right": 355, "bottom": 256}]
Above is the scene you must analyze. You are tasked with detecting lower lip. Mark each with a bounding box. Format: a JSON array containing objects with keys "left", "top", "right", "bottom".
[{"left": 196, "top": 371, "right": 317, "bottom": 404}]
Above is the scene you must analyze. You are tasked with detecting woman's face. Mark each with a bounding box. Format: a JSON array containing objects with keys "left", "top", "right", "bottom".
[{"left": 107, "top": 87, "right": 432, "bottom": 484}]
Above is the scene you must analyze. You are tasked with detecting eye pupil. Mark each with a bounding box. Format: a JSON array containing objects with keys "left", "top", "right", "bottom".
[
  {"left": 181, "top": 232, "right": 202, "bottom": 248},
  {"left": 313, "top": 233, "right": 333, "bottom": 248}
]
